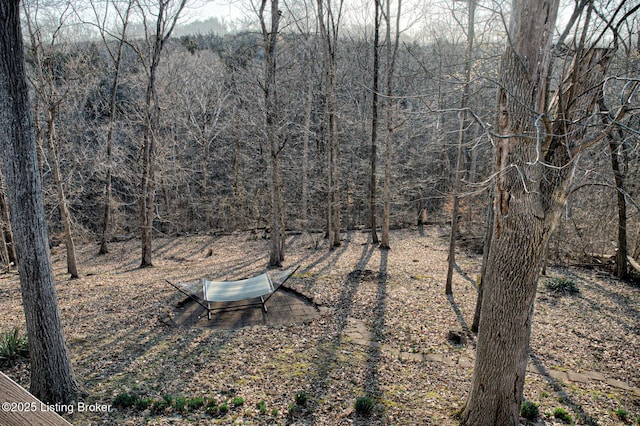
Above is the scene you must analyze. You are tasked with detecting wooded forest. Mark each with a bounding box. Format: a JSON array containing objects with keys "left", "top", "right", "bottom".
[
  {"left": 0, "top": 0, "right": 638, "bottom": 271},
  {"left": 1, "top": 0, "right": 640, "bottom": 424}
]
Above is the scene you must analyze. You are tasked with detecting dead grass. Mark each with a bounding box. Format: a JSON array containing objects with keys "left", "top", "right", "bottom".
[{"left": 0, "top": 227, "right": 638, "bottom": 425}]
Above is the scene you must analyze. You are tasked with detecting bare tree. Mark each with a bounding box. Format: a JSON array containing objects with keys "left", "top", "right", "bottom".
[
  {"left": 379, "top": 0, "right": 402, "bottom": 250},
  {"left": 445, "top": 0, "right": 475, "bottom": 294},
  {"left": 316, "top": 0, "right": 343, "bottom": 248},
  {"left": 461, "top": 0, "right": 622, "bottom": 421},
  {"left": 0, "top": 0, "right": 80, "bottom": 404},
  {"left": 369, "top": 0, "right": 381, "bottom": 244},
  {"left": 132, "top": 0, "right": 187, "bottom": 267},
  {"left": 22, "top": 0, "right": 79, "bottom": 278},
  {"left": 258, "top": 0, "right": 285, "bottom": 266},
  {"left": 86, "top": 0, "right": 133, "bottom": 255}
]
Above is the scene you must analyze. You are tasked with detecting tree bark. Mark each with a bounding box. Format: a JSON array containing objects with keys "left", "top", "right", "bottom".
[
  {"left": 460, "top": 1, "right": 612, "bottom": 423},
  {"left": 0, "top": 0, "right": 80, "bottom": 404}
]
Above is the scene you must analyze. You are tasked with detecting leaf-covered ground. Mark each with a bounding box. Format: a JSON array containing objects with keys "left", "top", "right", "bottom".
[{"left": 0, "top": 227, "right": 638, "bottom": 425}]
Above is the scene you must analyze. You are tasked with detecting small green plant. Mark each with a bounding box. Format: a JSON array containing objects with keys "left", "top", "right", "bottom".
[
  {"left": 272, "top": 407, "right": 279, "bottom": 416},
  {"left": 354, "top": 396, "right": 375, "bottom": 417},
  {"left": 288, "top": 403, "right": 296, "bottom": 416},
  {"left": 112, "top": 392, "right": 139, "bottom": 409},
  {"left": 218, "top": 402, "right": 229, "bottom": 414},
  {"left": 520, "top": 400, "right": 539, "bottom": 420},
  {"left": 295, "top": 391, "right": 308, "bottom": 406},
  {"left": 187, "top": 396, "right": 204, "bottom": 410},
  {"left": 206, "top": 399, "right": 219, "bottom": 415},
  {"left": 0, "top": 327, "right": 29, "bottom": 365},
  {"left": 614, "top": 408, "right": 629, "bottom": 422},
  {"left": 232, "top": 396, "right": 245, "bottom": 407},
  {"left": 553, "top": 407, "right": 573, "bottom": 424},
  {"left": 545, "top": 277, "right": 579, "bottom": 295},
  {"left": 173, "top": 396, "right": 187, "bottom": 413},
  {"left": 257, "top": 400, "right": 267, "bottom": 415}
]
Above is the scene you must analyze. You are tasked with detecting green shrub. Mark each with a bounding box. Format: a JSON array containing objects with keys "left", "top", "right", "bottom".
[
  {"left": 187, "top": 396, "right": 204, "bottom": 410},
  {"left": 553, "top": 407, "right": 573, "bottom": 424},
  {"left": 112, "top": 392, "right": 139, "bottom": 409},
  {"left": 206, "top": 399, "right": 219, "bottom": 415},
  {"left": 354, "top": 396, "right": 375, "bottom": 417},
  {"left": 295, "top": 391, "right": 308, "bottom": 406},
  {"left": 173, "top": 396, "right": 187, "bottom": 412},
  {"left": 272, "top": 408, "right": 279, "bottom": 416},
  {"left": 520, "top": 400, "right": 539, "bottom": 420},
  {"left": 232, "top": 396, "right": 245, "bottom": 407},
  {"left": 614, "top": 409, "right": 628, "bottom": 422},
  {"left": 218, "top": 402, "right": 229, "bottom": 414},
  {"left": 257, "top": 400, "right": 267, "bottom": 415},
  {"left": 545, "top": 277, "right": 579, "bottom": 295},
  {"left": 0, "top": 328, "right": 29, "bottom": 365}
]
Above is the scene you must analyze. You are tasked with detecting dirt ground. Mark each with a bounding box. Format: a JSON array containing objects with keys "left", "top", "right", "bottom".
[{"left": 0, "top": 227, "right": 638, "bottom": 425}]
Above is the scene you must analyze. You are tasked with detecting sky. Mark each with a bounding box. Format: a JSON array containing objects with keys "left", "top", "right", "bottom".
[{"left": 184, "top": 0, "right": 247, "bottom": 23}]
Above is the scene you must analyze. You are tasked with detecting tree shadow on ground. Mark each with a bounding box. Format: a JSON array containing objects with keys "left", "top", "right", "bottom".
[
  {"left": 298, "top": 231, "right": 355, "bottom": 276},
  {"left": 528, "top": 351, "right": 599, "bottom": 423},
  {"left": 298, "top": 236, "right": 377, "bottom": 424},
  {"left": 361, "top": 247, "right": 388, "bottom": 422}
]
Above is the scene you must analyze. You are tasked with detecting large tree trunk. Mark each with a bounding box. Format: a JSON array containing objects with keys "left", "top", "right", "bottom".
[
  {"left": 460, "top": 0, "right": 612, "bottom": 422},
  {"left": 0, "top": 1, "right": 80, "bottom": 404}
]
